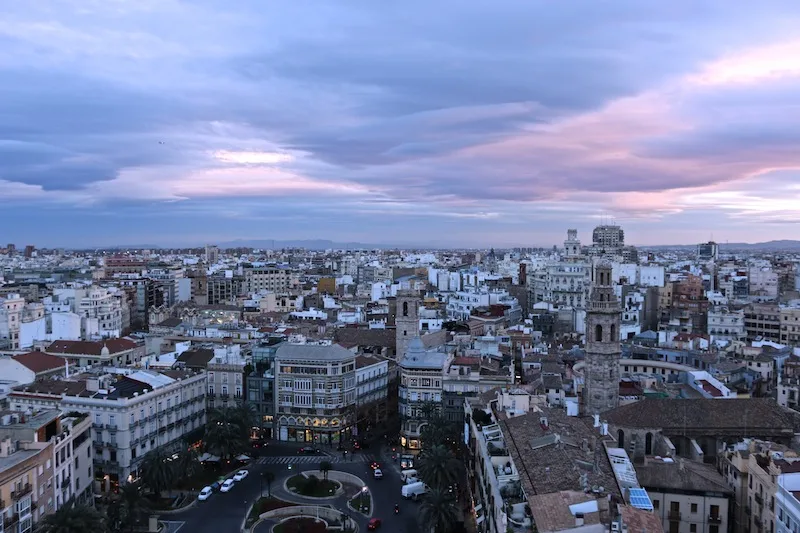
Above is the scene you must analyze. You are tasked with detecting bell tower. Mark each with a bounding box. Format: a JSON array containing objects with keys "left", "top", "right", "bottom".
[
  {"left": 583, "top": 261, "right": 621, "bottom": 416},
  {"left": 395, "top": 290, "right": 420, "bottom": 359}
]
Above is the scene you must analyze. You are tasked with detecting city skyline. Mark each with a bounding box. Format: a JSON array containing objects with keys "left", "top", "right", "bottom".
[{"left": 3, "top": 1, "right": 800, "bottom": 246}]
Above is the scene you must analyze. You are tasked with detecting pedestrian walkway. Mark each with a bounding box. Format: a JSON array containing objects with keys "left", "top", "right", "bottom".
[{"left": 253, "top": 454, "right": 379, "bottom": 465}]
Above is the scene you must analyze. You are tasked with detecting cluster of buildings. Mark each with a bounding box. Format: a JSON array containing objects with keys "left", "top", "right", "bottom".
[{"left": 1, "top": 230, "right": 800, "bottom": 533}]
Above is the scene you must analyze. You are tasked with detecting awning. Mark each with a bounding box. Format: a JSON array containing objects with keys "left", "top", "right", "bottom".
[
  {"left": 199, "top": 453, "right": 220, "bottom": 462},
  {"left": 236, "top": 454, "right": 251, "bottom": 461}
]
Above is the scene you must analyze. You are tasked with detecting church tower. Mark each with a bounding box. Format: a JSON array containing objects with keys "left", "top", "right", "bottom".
[
  {"left": 395, "top": 290, "right": 420, "bottom": 359},
  {"left": 583, "top": 261, "right": 622, "bottom": 416}
]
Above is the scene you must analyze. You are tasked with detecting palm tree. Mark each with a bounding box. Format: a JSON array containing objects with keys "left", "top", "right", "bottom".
[
  {"left": 262, "top": 470, "right": 276, "bottom": 497},
  {"left": 116, "top": 483, "right": 151, "bottom": 533},
  {"left": 416, "top": 444, "right": 462, "bottom": 492},
  {"left": 139, "top": 448, "right": 176, "bottom": 498},
  {"left": 319, "top": 460, "right": 332, "bottom": 481},
  {"left": 174, "top": 446, "right": 201, "bottom": 480},
  {"left": 420, "top": 488, "right": 458, "bottom": 533},
  {"left": 204, "top": 406, "right": 251, "bottom": 461},
  {"left": 40, "top": 499, "right": 107, "bottom": 533}
]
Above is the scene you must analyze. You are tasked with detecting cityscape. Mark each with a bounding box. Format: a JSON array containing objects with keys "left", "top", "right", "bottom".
[
  {"left": 1, "top": 231, "right": 800, "bottom": 533},
  {"left": 4, "top": 2, "right": 800, "bottom": 533}
]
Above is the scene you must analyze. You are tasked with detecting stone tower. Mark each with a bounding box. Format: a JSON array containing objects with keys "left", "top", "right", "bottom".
[
  {"left": 395, "top": 290, "right": 420, "bottom": 359},
  {"left": 583, "top": 261, "right": 622, "bottom": 416}
]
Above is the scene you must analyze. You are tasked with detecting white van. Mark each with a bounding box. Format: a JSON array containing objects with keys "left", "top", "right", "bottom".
[
  {"left": 401, "top": 481, "right": 429, "bottom": 501},
  {"left": 400, "top": 469, "right": 418, "bottom": 482}
]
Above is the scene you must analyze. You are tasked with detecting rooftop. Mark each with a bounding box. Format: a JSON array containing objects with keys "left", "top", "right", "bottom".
[
  {"left": 275, "top": 343, "right": 355, "bottom": 362},
  {"left": 12, "top": 351, "right": 69, "bottom": 374},
  {"left": 605, "top": 398, "right": 800, "bottom": 436},
  {"left": 636, "top": 458, "right": 732, "bottom": 494},
  {"left": 46, "top": 338, "right": 138, "bottom": 356}
]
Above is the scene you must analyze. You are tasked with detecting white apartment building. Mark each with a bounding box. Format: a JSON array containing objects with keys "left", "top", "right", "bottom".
[
  {"left": 207, "top": 343, "right": 246, "bottom": 408},
  {"left": 78, "top": 286, "right": 124, "bottom": 338},
  {"left": 707, "top": 307, "right": 747, "bottom": 345},
  {"left": 446, "top": 289, "right": 521, "bottom": 322},
  {"left": 750, "top": 268, "right": 779, "bottom": 302},
  {"left": 9, "top": 369, "right": 207, "bottom": 491},
  {"left": 51, "top": 413, "right": 94, "bottom": 509},
  {"left": 274, "top": 343, "right": 357, "bottom": 445},
  {"left": 776, "top": 473, "right": 800, "bottom": 533},
  {"left": 0, "top": 294, "right": 25, "bottom": 349},
  {"left": 355, "top": 355, "right": 389, "bottom": 428},
  {"left": 398, "top": 337, "right": 452, "bottom": 450}
]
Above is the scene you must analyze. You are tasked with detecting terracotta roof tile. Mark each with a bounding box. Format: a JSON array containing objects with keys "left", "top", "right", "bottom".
[
  {"left": 46, "top": 338, "right": 138, "bottom": 356},
  {"left": 12, "top": 351, "right": 69, "bottom": 374}
]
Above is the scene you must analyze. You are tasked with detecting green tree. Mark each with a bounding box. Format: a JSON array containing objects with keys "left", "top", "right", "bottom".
[
  {"left": 139, "top": 448, "right": 176, "bottom": 498},
  {"left": 319, "top": 460, "right": 332, "bottom": 481},
  {"left": 262, "top": 470, "right": 276, "bottom": 497},
  {"left": 115, "top": 483, "right": 151, "bottom": 533},
  {"left": 420, "top": 488, "right": 459, "bottom": 533},
  {"left": 174, "top": 446, "right": 201, "bottom": 480},
  {"left": 204, "top": 406, "right": 252, "bottom": 461},
  {"left": 40, "top": 499, "right": 107, "bottom": 533},
  {"left": 416, "top": 444, "right": 462, "bottom": 492}
]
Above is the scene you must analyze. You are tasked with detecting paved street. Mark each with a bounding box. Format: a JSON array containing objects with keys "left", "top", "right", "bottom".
[{"left": 163, "top": 443, "right": 419, "bottom": 533}]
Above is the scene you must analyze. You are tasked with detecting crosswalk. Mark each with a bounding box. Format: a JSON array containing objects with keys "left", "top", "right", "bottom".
[{"left": 253, "top": 454, "right": 379, "bottom": 465}]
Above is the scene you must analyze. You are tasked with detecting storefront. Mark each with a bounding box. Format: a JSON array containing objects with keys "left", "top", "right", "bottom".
[{"left": 276, "top": 415, "right": 354, "bottom": 443}]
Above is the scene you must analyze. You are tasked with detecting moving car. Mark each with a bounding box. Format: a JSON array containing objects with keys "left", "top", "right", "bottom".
[
  {"left": 367, "top": 519, "right": 382, "bottom": 530},
  {"left": 198, "top": 487, "right": 213, "bottom": 501},
  {"left": 370, "top": 462, "right": 380, "bottom": 470},
  {"left": 233, "top": 470, "right": 249, "bottom": 482},
  {"left": 373, "top": 468, "right": 383, "bottom": 479},
  {"left": 401, "top": 481, "right": 429, "bottom": 501},
  {"left": 298, "top": 447, "right": 320, "bottom": 455},
  {"left": 220, "top": 479, "right": 235, "bottom": 493},
  {"left": 400, "top": 469, "right": 417, "bottom": 482}
]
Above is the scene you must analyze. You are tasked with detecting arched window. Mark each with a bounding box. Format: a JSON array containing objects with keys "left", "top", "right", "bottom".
[
  {"left": 402, "top": 301, "right": 409, "bottom": 317},
  {"left": 595, "top": 324, "right": 603, "bottom": 342},
  {"left": 618, "top": 429, "right": 625, "bottom": 449},
  {"left": 645, "top": 432, "right": 653, "bottom": 455},
  {"left": 610, "top": 324, "right": 616, "bottom": 341}
]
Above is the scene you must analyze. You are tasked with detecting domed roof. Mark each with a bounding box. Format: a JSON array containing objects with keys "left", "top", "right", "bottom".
[
  {"left": 405, "top": 336, "right": 426, "bottom": 361},
  {"left": 596, "top": 258, "right": 613, "bottom": 269}
]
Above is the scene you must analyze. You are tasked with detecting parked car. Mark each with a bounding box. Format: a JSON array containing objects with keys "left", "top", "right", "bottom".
[
  {"left": 298, "top": 447, "right": 320, "bottom": 455},
  {"left": 220, "top": 479, "right": 235, "bottom": 493},
  {"left": 198, "top": 487, "right": 213, "bottom": 501},
  {"left": 367, "top": 519, "right": 382, "bottom": 530},
  {"left": 373, "top": 468, "right": 383, "bottom": 480},
  {"left": 233, "top": 470, "right": 249, "bottom": 482},
  {"left": 209, "top": 481, "right": 221, "bottom": 492}
]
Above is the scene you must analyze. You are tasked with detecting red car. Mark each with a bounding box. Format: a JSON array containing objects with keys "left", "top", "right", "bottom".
[{"left": 368, "top": 519, "right": 381, "bottom": 530}]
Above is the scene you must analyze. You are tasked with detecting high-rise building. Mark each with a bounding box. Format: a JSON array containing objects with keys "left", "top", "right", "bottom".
[
  {"left": 592, "top": 225, "right": 624, "bottom": 250},
  {"left": 23, "top": 245, "right": 35, "bottom": 258},
  {"left": 6, "top": 244, "right": 15, "bottom": 256},
  {"left": 697, "top": 241, "right": 719, "bottom": 262},
  {"left": 583, "top": 261, "right": 622, "bottom": 416},
  {"left": 204, "top": 244, "right": 219, "bottom": 264}
]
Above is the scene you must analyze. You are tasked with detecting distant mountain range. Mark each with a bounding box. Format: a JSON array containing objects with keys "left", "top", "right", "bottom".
[
  {"left": 643, "top": 240, "right": 800, "bottom": 251},
  {"left": 79, "top": 238, "right": 800, "bottom": 252}
]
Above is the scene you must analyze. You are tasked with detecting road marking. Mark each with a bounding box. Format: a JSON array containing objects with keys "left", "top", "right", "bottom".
[{"left": 160, "top": 521, "right": 185, "bottom": 533}]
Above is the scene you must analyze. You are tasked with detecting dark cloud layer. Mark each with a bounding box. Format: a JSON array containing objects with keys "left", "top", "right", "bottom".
[{"left": 2, "top": 0, "right": 800, "bottom": 244}]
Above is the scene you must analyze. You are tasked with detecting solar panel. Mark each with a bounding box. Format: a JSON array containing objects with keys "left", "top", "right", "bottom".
[{"left": 628, "top": 488, "right": 654, "bottom": 511}]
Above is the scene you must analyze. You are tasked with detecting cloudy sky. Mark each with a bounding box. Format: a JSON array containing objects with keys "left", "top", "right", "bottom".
[{"left": 3, "top": 1, "right": 800, "bottom": 248}]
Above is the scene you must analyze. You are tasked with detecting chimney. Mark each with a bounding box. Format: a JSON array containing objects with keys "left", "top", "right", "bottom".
[
  {"left": 575, "top": 513, "right": 585, "bottom": 527},
  {"left": 601, "top": 422, "right": 609, "bottom": 436},
  {"left": 593, "top": 414, "right": 600, "bottom": 428}
]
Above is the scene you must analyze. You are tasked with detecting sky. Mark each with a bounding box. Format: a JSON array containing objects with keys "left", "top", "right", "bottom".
[{"left": 3, "top": 1, "right": 800, "bottom": 248}]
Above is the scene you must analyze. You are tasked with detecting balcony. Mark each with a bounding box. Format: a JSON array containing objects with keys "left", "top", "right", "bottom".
[
  {"left": 11, "top": 483, "right": 32, "bottom": 500},
  {"left": 106, "top": 424, "right": 117, "bottom": 432},
  {"left": 4, "top": 513, "right": 19, "bottom": 527},
  {"left": 755, "top": 516, "right": 763, "bottom": 528},
  {"left": 668, "top": 511, "right": 681, "bottom": 522},
  {"left": 61, "top": 477, "right": 71, "bottom": 490},
  {"left": 92, "top": 422, "right": 103, "bottom": 429},
  {"left": 755, "top": 493, "right": 764, "bottom": 506},
  {"left": 709, "top": 515, "right": 722, "bottom": 524}
]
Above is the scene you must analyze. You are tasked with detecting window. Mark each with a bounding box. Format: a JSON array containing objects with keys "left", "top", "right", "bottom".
[
  {"left": 691, "top": 503, "right": 698, "bottom": 513},
  {"left": 130, "top": 413, "right": 134, "bottom": 424},
  {"left": 653, "top": 500, "right": 659, "bottom": 510},
  {"left": 595, "top": 324, "right": 603, "bottom": 342},
  {"left": 690, "top": 526, "right": 696, "bottom": 533}
]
